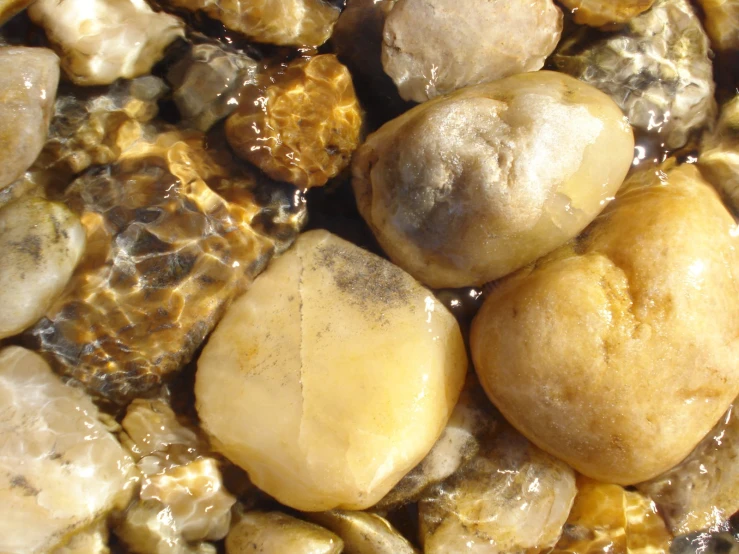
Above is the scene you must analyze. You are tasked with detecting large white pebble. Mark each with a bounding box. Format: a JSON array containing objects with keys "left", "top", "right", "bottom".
[
  {"left": 0, "top": 196, "right": 86, "bottom": 339},
  {"left": 196, "top": 229, "right": 468, "bottom": 511},
  {"left": 0, "top": 347, "right": 136, "bottom": 554}
]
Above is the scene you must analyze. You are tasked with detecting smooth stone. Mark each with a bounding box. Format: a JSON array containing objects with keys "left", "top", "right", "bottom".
[
  {"left": 306, "top": 511, "right": 418, "bottom": 554},
  {"left": 0, "top": 46, "right": 59, "bottom": 190},
  {"left": 0, "top": 196, "right": 85, "bottom": 339},
  {"left": 557, "top": 0, "right": 655, "bottom": 26},
  {"left": 697, "top": 0, "right": 739, "bottom": 51},
  {"left": 471, "top": 162, "right": 739, "bottom": 485},
  {"left": 699, "top": 95, "right": 739, "bottom": 214},
  {"left": 382, "top": 0, "right": 562, "bottom": 102},
  {"left": 637, "top": 399, "right": 739, "bottom": 535},
  {"left": 226, "top": 512, "right": 343, "bottom": 554},
  {"left": 352, "top": 70, "right": 634, "bottom": 288},
  {"left": 196, "top": 229, "right": 468, "bottom": 511}
]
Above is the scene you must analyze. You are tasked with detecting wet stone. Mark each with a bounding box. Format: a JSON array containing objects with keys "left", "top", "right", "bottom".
[
  {"left": 699, "top": 95, "right": 739, "bottom": 214},
  {"left": 697, "top": 0, "right": 739, "bottom": 51},
  {"left": 162, "top": 0, "right": 340, "bottom": 47},
  {"left": 0, "top": 46, "right": 59, "bottom": 191},
  {"left": 418, "top": 417, "right": 577, "bottom": 554},
  {"left": 27, "top": 130, "right": 306, "bottom": 405},
  {"left": 167, "top": 43, "right": 259, "bottom": 132},
  {"left": 553, "top": 0, "right": 715, "bottom": 149},
  {"left": 226, "top": 54, "right": 363, "bottom": 190},
  {"left": 306, "top": 511, "right": 419, "bottom": 554},
  {"left": 552, "top": 477, "right": 671, "bottom": 554},
  {"left": 557, "top": 0, "right": 655, "bottom": 27},
  {"left": 28, "top": 0, "right": 184, "bottom": 86},
  {"left": 226, "top": 512, "right": 344, "bottom": 554},
  {"left": 637, "top": 400, "right": 739, "bottom": 535}
]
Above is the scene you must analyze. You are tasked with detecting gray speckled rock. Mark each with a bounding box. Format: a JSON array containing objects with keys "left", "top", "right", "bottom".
[
  {"left": 553, "top": 0, "right": 715, "bottom": 149},
  {"left": 0, "top": 47, "right": 59, "bottom": 191}
]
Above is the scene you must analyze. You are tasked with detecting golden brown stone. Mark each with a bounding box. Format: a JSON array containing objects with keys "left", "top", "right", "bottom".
[
  {"left": 697, "top": 0, "right": 739, "bottom": 51},
  {"left": 552, "top": 477, "right": 671, "bottom": 554},
  {"left": 306, "top": 511, "right": 418, "bottom": 554},
  {"left": 699, "top": 95, "right": 739, "bottom": 213},
  {"left": 28, "top": 130, "right": 306, "bottom": 404},
  {"left": 637, "top": 400, "right": 739, "bottom": 535},
  {"left": 558, "top": 0, "right": 655, "bottom": 27},
  {"left": 226, "top": 55, "right": 362, "bottom": 190},
  {"left": 227, "top": 512, "right": 343, "bottom": 554},
  {"left": 0, "top": 0, "right": 33, "bottom": 25},
  {"left": 471, "top": 162, "right": 739, "bottom": 485},
  {"left": 164, "top": 0, "right": 340, "bottom": 47}
]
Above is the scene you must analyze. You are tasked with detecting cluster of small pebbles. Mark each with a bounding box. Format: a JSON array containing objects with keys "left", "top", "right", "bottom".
[{"left": 0, "top": 0, "right": 737, "bottom": 553}]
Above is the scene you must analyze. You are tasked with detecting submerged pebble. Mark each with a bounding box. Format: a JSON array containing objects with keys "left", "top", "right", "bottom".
[
  {"left": 0, "top": 196, "right": 85, "bottom": 339},
  {"left": 418, "top": 417, "right": 577, "bottom": 554},
  {"left": 0, "top": 347, "right": 137, "bottom": 554},
  {"left": 196, "top": 229, "right": 467, "bottom": 511},
  {"left": 0, "top": 46, "right": 59, "bottom": 190},
  {"left": 28, "top": 0, "right": 184, "bottom": 86},
  {"left": 381, "top": 0, "right": 562, "bottom": 102},
  {"left": 226, "top": 512, "right": 343, "bottom": 554},
  {"left": 352, "top": 70, "right": 634, "bottom": 288},
  {"left": 29, "top": 130, "right": 305, "bottom": 404},
  {"left": 551, "top": 477, "right": 671, "bottom": 554},
  {"left": 163, "top": 0, "right": 340, "bottom": 47},
  {"left": 167, "top": 43, "right": 259, "bottom": 132},
  {"left": 553, "top": 0, "right": 715, "bottom": 149},
  {"left": 226, "top": 54, "right": 362, "bottom": 190}
]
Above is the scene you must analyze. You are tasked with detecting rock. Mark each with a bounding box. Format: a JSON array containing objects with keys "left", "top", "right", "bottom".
[
  {"left": 375, "top": 376, "right": 493, "bottom": 510},
  {"left": 331, "top": 0, "right": 410, "bottom": 120},
  {"left": 381, "top": 0, "right": 562, "bottom": 102},
  {"left": 0, "top": 0, "right": 33, "bottom": 25},
  {"left": 167, "top": 43, "right": 259, "bottom": 132},
  {"left": 697, "top": 0, "right": 739, "bottom": 51},
  {"left": 121, "top": 399, "right": 206, "bottom": 474},
  {"left": 163, "top": 0, "right": 340, "bottom": 47},
  {"left": 226, "top": 512, "right": 343, "bottom": 554},
  {"left": 557, "top": 0, "right": 655, "bottom": 27},
  {"left": 28, "top": 130, "right": 306, "bottom": 404},
  {"left": 139, "top": 458, "right": 236, "bottom": 542},
  {"left": 115, "top": 500, "right": 217, "bottom": 554},
  {"left": 637, "top": 400, "right": 739, "bottom": 535},
  {"left": 0, "top": 46, "right": 59, "bottom": 190},
  {"left": 51, "top": 521, "right": 110, "bottom": 554},
  {"left": 226, "top": 55, "right": 363, "bottom": 189},
  {"left": 471, "top": 162, "right": 739, "bottom": 485},
  {"left": 551, "top": 477, "right": 671, "bottom": 554},
  {"left": 28, "top": 0, "right": 184, "bottom": 86},
  {"left": 672, "top": 532, "right": 739, "bottom": 554},
  {"left": 418, "top": 418, "right": 577, "bottom": 554},
  {"left": 352, "top": 70, "right": 634, "bottom": 288},
  {"left": 195, "top": 229, "right": 468, "bottom": 511},
  {"left": 306, "top": 511, "right": 418, "bottom": 554},
  {"left": 38, "top": 76, "right": 169, "bottom": 178},
  {"left": 0, "top": 347, "right": 137, "bottom": 554},
  {"left": 0, "top": 196, "right": 86, "bottom": 339},
  {"left": 553, "top": 0, "right": 715, "bottom": 149},
  {"left": 699, "top": 95, "right": 739, "bottom": 214}
]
